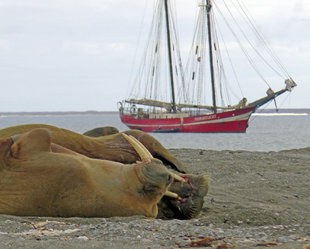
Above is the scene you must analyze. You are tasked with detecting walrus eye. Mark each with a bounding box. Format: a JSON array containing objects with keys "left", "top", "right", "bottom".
[{"left": 142, "top": 184, "right": 159, "bottom": 194}]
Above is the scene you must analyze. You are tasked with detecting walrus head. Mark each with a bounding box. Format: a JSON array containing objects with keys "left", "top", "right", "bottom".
[
  {"left": 121, "top": 133, "right": 184, "bottom": 203},
  {"left": 83, "top": 126, "right": 119, "bottom": 137}
]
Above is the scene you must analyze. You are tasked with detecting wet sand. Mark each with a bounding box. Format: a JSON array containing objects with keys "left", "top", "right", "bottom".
[{"left": 0, "top": 148, "right": 309, "bottom": 248}]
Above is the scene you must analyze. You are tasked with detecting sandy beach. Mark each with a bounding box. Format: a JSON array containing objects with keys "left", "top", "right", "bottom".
[{"left": 0, "top": 148, "right": 309, "bottom": 248}]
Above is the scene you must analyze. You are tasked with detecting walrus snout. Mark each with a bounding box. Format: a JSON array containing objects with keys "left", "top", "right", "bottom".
[{"left": 157, "top": 174, "right": 209, "bottom": 219}]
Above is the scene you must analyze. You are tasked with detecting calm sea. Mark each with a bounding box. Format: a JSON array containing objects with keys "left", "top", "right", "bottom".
[{"left": 0, "top": 112, "right": 309, "bottom": 152}]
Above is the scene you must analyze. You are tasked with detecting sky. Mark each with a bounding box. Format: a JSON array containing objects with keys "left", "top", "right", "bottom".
[{"left": 0, "top": 0, "right": 309, "bottom": 112}]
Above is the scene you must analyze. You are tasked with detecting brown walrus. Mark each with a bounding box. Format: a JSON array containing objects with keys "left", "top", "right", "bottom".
[
  {"left": 83, "top": 126, "right": 209, "bottom": 219},
  {"left": 0, "top": 128, "right": 184, "bottom": 217},
  {"left": 83, "top": 126, "right": 119, "bottom": 137},
  {"left": 0, "top": 124, "right": 209, "bottom": 219},
  {"left": 0, "top": 124, "right": 187, "bottom": 173}
]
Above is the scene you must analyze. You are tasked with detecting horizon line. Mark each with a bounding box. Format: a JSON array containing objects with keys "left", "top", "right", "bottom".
[{"left": 0, "top": 108, "right": 309, "bottom": 116}]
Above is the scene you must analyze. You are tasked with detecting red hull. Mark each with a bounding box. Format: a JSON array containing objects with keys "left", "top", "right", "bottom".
[{"left": 120, "top": 107, "right": 255, "bottom": 133}]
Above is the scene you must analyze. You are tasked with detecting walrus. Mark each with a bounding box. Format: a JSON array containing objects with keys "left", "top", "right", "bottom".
[
  {"left": 83, "top": 126, "right": 119, "bottom": 137},
  {"left": 0, "top": 128, "right": 184, "bottom": 217},
  {"left": 0, "top": 124, "right": 209, "bottom": 219},
  {"left": 83, "top": 126, "right": 209, "bottom": 219},
  {"left": 0, "top": 124, "right": 187, "bottom": 173}
]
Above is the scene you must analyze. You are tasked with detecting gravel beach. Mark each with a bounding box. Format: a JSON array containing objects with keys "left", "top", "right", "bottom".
[{"left": 0, "top": 148, "right": 309, "bottom": 249}]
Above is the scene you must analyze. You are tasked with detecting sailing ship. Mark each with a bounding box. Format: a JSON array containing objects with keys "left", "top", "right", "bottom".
[{"left": 118, "top": 0, "right": 296, "bottom": 133}]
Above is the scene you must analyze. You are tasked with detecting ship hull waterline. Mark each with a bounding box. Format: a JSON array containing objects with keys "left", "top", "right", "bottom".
[{"left": 120, "top": 106, "right": 256, "bottom": 133}]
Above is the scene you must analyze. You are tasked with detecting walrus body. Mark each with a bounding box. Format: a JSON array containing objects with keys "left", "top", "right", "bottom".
[
  {"left": 0, "top": 124, "right": 209, "bottom": 219},
  {"left": 0, "top": 128, "right": 174, "bottom": 217},
  {"left": 0, "top": 124, "right": 187, "bottom": 173},
  {"left": 83, "top": 126, "right": 119, "bottom": 137}
]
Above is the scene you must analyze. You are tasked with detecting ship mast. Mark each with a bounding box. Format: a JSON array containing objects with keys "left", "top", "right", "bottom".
[
  {"left": 164, "top": 0, "right": 177, "bottom": 113},
  {"left": 205, "top": 0, "right": 217, "bottom": 113}
]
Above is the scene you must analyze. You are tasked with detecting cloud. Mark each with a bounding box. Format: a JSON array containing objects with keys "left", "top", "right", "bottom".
[
  {"left": 0, "top": 0, "right": 108, "bottom": 12},
  {"left": 0, "top": 0, "right": 307, "bottom": 111},
  {"left": 0, "top": 0, "right": 151, "bottom": 15},
  {"left": 62, "top": 41, "right": 102, "bottom": 55},
  {"left": 0, "top": 40, "right": 12, "bottom": 51},
  {"left": 62, "top": 41, "right": 128, "bottom": 55}
]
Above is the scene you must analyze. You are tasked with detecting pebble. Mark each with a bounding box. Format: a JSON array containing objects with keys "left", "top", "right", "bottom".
[{"left": 77, "top": 236, "right": 89, "bottom": 241}]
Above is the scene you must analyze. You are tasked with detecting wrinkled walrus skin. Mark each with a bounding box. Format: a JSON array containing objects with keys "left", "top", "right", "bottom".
[
  {"left": 0, "top": 128, "right": 173, "bottom": 218},
  {"left": 0, "top": 124, "right": 187, "bottom": 173},
  {"left": 0, "top": 124, "right": 209, "bottom": 219},
  {"left": 83, "top": 126, "right": 210, "bottom": 219}
]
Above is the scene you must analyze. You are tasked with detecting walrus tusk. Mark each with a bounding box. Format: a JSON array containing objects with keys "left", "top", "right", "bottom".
[
  {"left": 165, "top": 191, "right": 183, "bottom": 201},
  {"left": 121, "top": 133, "right": 153, "bottom": 163},
  {"left": 122, "top": 134, "right": 185, "bottom": 183},
  {"left": 170, "top": 172, "right": 186, "bottom": 183},
  {"left": 164, "top": 191, "right": 179, "bottom": 199},
  {"left": 128, "top": 135, "right": 153, "bottom": 160}
]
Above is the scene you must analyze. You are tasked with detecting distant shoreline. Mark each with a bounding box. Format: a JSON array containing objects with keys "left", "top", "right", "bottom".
[
  {"left": 0, "top": 108, "right": 309, "bottom": 117},
  {"left": 0, "top": 111, "right": 119, "bottom": 117}
]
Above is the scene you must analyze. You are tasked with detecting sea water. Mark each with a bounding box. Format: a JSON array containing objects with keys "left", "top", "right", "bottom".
[{"left": 0, "top": 113, "right": 309, "bottom": 152}]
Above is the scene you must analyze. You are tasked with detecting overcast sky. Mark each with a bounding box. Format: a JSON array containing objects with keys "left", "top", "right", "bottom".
[{"left": 0, "top": 0, "right": 309, "bottom": 112}]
